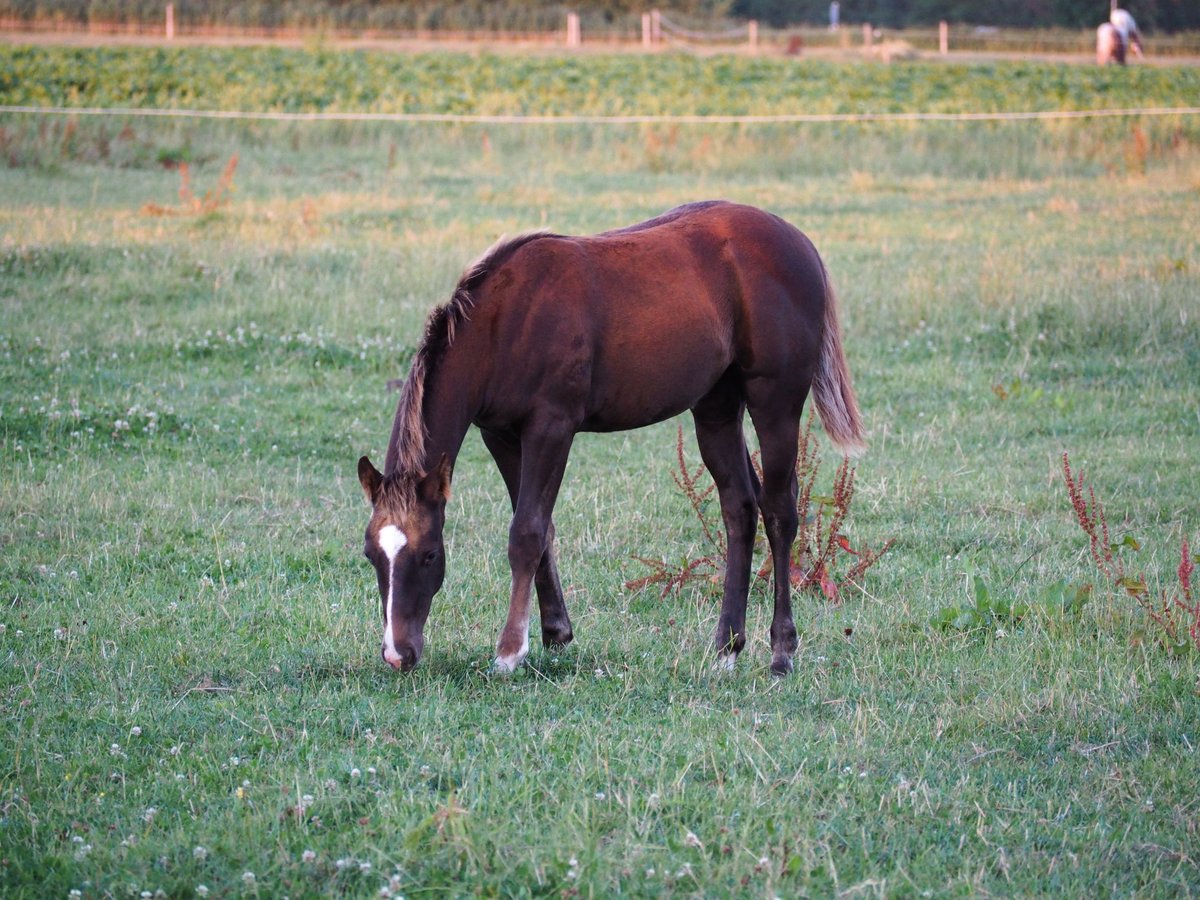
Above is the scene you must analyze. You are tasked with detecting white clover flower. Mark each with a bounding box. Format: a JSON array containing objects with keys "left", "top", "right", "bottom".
[
  {"left": 196, "top": 888, "right": 208, "bottom": 898},
  {"left": 301, "top": 849, "right": 316, "bottom": 863},
  {"left": 193, "top": 846, "right": 207, "bottom": 861},
  {"left": 69, "top": 891, "right": 82, "bottom": 899},
  {"left": 142, "top": 807, "right": 157, "bottom": 823},
  {"left": 684, "top": 831, "right": 703, "bottom": 849},
  {"left": 350, "top": 767, "right": 362, "bottom": 779},
  {"left": 241, "top": 871, "right": 256, "bottom": 886},
  {"left": 359, "top": 861, "right": 372, "bottom": 873}
]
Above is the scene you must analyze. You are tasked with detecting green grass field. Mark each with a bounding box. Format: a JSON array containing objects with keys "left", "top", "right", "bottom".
[{"left": 2, "top": 48, "right": 1199, "bottom": 898}]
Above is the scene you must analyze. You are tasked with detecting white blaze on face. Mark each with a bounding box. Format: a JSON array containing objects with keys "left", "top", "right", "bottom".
[
  {"left": 378, "top": 524, "right": 408, "bottom": 667},
  {"left": 378, "top": 524, "right": 407, "bottom": 560}
]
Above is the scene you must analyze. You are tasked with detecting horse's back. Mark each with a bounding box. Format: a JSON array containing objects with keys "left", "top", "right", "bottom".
[
  {"left": 582, "top": 201, "right": 827, "bottom": 376},
  {"left": 469, "top": 202, "right": 829, "bottom": 431}
]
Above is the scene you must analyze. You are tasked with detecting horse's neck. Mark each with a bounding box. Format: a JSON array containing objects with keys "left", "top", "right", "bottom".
[{"left": 390, "top": 346, "right": 477, "bottom": 477}]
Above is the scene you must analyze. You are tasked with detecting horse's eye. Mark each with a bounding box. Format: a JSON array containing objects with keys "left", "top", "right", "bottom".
[{"left": 423, "top": 550, "right": 439, "bottom": 567}]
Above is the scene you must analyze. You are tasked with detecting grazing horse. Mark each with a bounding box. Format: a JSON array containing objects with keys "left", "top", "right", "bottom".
[
  {"left": 1096, "top": 22, "right": 1126, "bottom": 65},
  {"left": 357, "top": 201, "right": 864, "bottom": 676}
]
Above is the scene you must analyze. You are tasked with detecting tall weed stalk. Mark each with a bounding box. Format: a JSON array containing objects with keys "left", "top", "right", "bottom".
[
  {"left": 1063, "top": 452, "right": 1199, "bottom": 654},
  {"left": 627, "top": 414, "right": 891, "bottom": 602}
]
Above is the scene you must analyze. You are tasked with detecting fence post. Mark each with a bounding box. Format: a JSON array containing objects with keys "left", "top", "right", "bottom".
[
  {"left": 165, "top": 2, "right": 174, "bottom": 39},
  {"left": 651, "top": 9, "right": 662, "bottom": 44},
  {"left": 939, "top": 20, "right": 948, "bottom": 54},
  {"left": 862, "top": 23, "right": 872, "bottom": 47},
  {"left": 642, "top": 12, "right": 652, "bottom": 47},
  {"left": 566, "top": 12, "right": 580, "bottom": 47},
  {"left": 748, "top": 20, "right": 758, "bottom": 50}
]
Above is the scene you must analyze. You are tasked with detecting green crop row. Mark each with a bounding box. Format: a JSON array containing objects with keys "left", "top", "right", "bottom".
[{"left": 4, "top": 45, "right": 1200, "bottom": 116}]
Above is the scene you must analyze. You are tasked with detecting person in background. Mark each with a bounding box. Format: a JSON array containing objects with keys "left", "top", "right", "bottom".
[{"left": 1110, "top": 2, "right": 1144, "bottom": 58}]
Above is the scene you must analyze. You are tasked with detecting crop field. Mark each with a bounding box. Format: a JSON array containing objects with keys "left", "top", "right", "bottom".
[{"left": 2, "top": 46, "right": 1199, "bottom": 898}]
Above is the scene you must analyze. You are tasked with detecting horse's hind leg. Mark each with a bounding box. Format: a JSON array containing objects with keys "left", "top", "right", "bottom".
[
  {"left": 692, "top": 383, "right": 758, "bottom": 670},
  {"left": 747, "top": 393, "right": 804, "bottom": 675},
  {"left": 481, "top": 428, "right": 574, "bottom": 649}
]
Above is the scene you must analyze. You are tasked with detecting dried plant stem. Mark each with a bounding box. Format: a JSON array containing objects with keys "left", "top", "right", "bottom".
[
  {"left": 1062, "top": 451, "right": 1199, "bottom": 654},
  {"left": 628, "top": 413, "right": 890, "bottom": 601}
]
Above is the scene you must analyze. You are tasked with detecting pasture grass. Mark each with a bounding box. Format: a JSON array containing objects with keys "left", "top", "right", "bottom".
[{"left": 3, "top": 72, "right": 1200, "bottom": 897}]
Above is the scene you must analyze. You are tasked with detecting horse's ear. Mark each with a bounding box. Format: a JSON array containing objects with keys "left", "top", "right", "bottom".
[
  {"left": 358, "top": 455, "right": 383, "bottom": 505},
  {"left": 419, "top": 453, "right": 453, "bottom": 504}
]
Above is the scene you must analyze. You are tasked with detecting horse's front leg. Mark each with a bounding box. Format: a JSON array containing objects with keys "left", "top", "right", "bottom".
[
  {"left": 493, "top": 425, "right": 575, "bottom": 673},
  {"left": 481, "top": 428, "right": 574, "bottom": 649}
]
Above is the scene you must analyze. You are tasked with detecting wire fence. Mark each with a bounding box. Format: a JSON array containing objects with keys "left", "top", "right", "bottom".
[{"left": 4, "top": 104, "right": 1199, "bottom": 125}]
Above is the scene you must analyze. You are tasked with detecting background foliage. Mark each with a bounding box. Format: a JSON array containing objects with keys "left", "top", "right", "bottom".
[{"left": 1, "top": 0, "right": 1198, "bottom": 32}]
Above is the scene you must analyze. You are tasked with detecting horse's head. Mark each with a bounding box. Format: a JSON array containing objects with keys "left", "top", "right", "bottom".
[{"left": 357, "top": 454, "right": 451, "bottom": 671}]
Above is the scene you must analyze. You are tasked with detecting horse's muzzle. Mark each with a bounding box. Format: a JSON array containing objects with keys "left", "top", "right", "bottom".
[{"left": 382, "top": 643, "right": 420, "bottom": 671}]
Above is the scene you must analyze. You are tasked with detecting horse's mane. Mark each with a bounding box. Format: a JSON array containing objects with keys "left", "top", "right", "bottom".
[{"left": 386, "top": 230, "right": 557, "bottom": 487}]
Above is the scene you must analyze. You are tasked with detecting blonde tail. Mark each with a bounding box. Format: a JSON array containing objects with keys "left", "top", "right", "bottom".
[{"left": 811, "top": 268, "right": 865, "bottom": 457}]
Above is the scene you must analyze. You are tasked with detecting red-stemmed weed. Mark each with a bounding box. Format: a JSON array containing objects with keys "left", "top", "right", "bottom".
[
  {"left": 756, "top": 415, "right": 893, "bottom": 602},
  {"left": 624, "top": 427, "right": 725, "bottom": 596},
  {"left": 143, "top": 154, "right": 238, "bottom": 217},
  {"left": 1063, "top": 451, "right": 1199, "bottom": 654},
  {"left": 626, "top": 414, "right": 891, "bottom": 602}
]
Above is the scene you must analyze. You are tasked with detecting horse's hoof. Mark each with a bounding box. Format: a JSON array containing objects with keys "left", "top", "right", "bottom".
[
  {"left": 770, "top": 653, "right": 794, "bottom": 676},
  {"left": 490, "top": 653, "right": 526, "bottom": 675},
  {"left": 713, "top": 652, "right": 737, "bottom": 673},
  {"left": 541, "top": 626, "right": 574, "bottom": 649}
]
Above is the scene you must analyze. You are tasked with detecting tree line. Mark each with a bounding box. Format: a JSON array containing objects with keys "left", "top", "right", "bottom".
[
  {"left": 732, "top": 0, "right": 1196, "bottom": 31},
  {"left": 1, "top": 0, "right": 1195, "bottom": 32}
]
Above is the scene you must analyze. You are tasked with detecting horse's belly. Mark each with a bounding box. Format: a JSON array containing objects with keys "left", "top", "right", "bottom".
[
  {"left": 578, "top": 398, "right": 695, "bottom": 433},
  {"left": 581, "top": 337, "right": 731, "bottom": 432}
]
